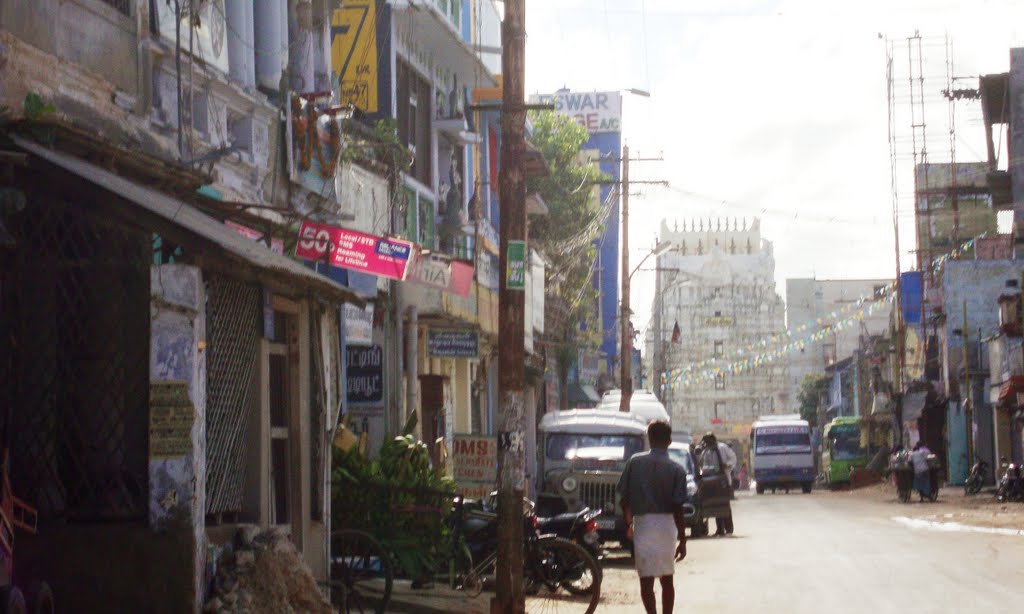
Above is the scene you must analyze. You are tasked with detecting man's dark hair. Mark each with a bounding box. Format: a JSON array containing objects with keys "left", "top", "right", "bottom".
[{"left": 647, "top": 420, "right": 672, "bottom": 446}]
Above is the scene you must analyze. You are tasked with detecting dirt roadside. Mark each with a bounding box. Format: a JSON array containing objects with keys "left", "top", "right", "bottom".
[{"left": 820, "top": 480, "right": 1024, "bottom": 531}]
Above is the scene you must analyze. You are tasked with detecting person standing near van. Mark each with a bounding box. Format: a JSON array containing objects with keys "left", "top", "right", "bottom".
[{"left": 617, "top": 420, "right": 689, "bottom": 614}]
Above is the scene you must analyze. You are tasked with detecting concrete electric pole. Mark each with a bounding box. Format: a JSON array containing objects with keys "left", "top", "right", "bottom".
[
  {"left": 619, "top": 145, "right": 632, "bottom": 412},
  {"left": 495, "top": 0, "right": 527, "bottom": 609}
]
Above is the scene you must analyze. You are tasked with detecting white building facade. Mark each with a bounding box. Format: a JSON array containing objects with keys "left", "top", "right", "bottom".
[
  {"left": 785, "top": 278, "right": 893, "bottom": 406},
  {"left": 650, "top": 218, "right": 788, "bottom": 433}
]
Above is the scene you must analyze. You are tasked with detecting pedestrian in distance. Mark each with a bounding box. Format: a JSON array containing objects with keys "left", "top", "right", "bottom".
[
  {"left": 617, "top": 420, "right": 688, "bottom": 614},
  {"left": 911, "top": 441, "right": 932, "bottom": 501},
  {"left": 696, "top": 432, "right": 734, "bottom": 535}
]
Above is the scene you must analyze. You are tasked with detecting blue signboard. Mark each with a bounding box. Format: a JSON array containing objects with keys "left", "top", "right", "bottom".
[{"left": 427, "top": 329, "right": 479, "bottom": 358}]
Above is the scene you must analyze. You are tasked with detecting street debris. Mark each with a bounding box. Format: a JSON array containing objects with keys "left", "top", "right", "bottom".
[{"left": 203, "top": 526, "right": 333, "bottom": 614}]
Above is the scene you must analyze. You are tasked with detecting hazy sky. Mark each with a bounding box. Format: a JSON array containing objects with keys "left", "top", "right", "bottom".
[{"left": 523, "top": 0, "right": 1023, "bottom": 334}]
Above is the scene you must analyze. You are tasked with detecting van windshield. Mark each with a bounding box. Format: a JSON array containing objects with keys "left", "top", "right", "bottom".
[
  {"left": 755, "top": 430, "right": 811, "bottom": 454},
  {"left": 545, "top": 434, "right": 645, "bottom": 462}
]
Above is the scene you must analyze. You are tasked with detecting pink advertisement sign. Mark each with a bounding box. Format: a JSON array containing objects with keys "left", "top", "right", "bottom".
[{"left": 295, "top": 220, "right": 414, "bottom": 281}]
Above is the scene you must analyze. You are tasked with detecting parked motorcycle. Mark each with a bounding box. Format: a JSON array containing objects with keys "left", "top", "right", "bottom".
[
  {"left": 535, "top": 497, "right": 604, "bottom": 561},
  {"left": 964, "top": 456, "right": 989, "bottom": 496},
  {"left": 996, "top": 458, "right": 1024, "bottom": 503},
  {"left": 460, "top": 493, "right": 602, "bottom": 613}
]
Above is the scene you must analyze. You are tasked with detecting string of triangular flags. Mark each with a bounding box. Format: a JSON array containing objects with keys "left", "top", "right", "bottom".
[{"left": 661, "top": 233, "right": 985, "bottom": 391}]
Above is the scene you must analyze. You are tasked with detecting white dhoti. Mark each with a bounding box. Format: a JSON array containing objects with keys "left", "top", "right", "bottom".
[{"left": 632, "top": 513, "right": 678, "bottom": 578}]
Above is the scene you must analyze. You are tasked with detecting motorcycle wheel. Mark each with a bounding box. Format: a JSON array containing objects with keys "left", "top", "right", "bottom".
[{"left": 527, "top": 537, "right": 601, "bottom": 614}]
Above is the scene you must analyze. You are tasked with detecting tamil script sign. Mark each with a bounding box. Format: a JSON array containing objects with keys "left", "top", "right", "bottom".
[
  {"left": 346, "top": 345, "right": 384, "bottom": 404},
  {"left": 506, "top": 240, "right": 527, "bottom": 291},
  {"left": 452, "top": 434, "right": 497, "bottom": 498},
  {"left": 531, "top": 91, "right": 622, "bottom": 134},
  {"left": 428, "top": 330, "right": 479, "bottom": 358},
  {"left": 295, "top": 220, "right": 413, "bottom": 280},
  {"left": 343, "top": 303, "right": 374, "bottom": 346}
]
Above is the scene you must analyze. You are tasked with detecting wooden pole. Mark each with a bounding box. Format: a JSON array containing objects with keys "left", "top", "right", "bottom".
[
  {"left": 494, "top": 0, "right": 526, "bottom": 609},
  {"left": 619, "top": 144, "right": 632, "bottom": 412}
]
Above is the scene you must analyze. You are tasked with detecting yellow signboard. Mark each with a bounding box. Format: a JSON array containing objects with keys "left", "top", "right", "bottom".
[{"left": 331, "top": 1, "right": 378, "bottom": 113}]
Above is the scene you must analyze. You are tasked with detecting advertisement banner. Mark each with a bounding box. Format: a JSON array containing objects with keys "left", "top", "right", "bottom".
[
  {"left": 331, "top": 1, "right": 378, "bottom": 113},
  {"left": 452, "top": 435, "right": 497, "bottom": 497},
  {"left": 408, "top": 253, "right": 474, "bottom": 297},
  {"left": 427, "top": 330, "right": 479, "bottom": 358},
  {"left": 531, "top": 91, "right": 622, "bottom": 134},
  {"left": 295, "top": 220, "right": 413, "bottom": 280}
]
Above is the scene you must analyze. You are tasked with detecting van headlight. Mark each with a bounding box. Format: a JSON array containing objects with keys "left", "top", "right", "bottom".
[
  {"left": 687, "top": 481, "right": 698, "bottom": 497},
  {"left": 561, "top": 476, "right": 578, "bottom": 492}
]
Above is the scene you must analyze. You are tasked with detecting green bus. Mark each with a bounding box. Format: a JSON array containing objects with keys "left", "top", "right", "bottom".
[{"left": 821, "top": 417, "right": 867, "bottom": 486}]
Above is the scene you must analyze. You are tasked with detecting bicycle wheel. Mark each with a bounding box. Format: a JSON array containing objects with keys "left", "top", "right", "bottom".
[
  {"left": 330, "top": 529, "right": 393, "bottom": 614},
  {"left": 526, "top": 537, "right": 601, "bottom": 614}
]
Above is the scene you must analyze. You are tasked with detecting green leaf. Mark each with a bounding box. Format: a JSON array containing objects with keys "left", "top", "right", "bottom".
[{"left": 24, "top": 92, "right": 56, "bottom": 121}]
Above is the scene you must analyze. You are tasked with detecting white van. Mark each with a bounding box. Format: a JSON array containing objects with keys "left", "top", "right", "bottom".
[
  {"left": 597, "top": 390, "right": 671, "bottom": 425},
  {"left": 750, "top": 415, "right": 815, "bottom": 494}
]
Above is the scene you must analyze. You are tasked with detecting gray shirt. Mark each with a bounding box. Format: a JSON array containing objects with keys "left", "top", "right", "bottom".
[{"left": 616, "top": 448, "right": 689, "bottom": 516}]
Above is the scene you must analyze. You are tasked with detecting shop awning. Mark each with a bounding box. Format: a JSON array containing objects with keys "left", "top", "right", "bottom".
[
  {"left": 997, "top": 375, "right": 1024, "bottom": 408},
  {"left": 568, "top": 383, "right": 601, "bottom": 406},
  {"left": 15, "top": 137, "right": 363, "bottom": 306}
]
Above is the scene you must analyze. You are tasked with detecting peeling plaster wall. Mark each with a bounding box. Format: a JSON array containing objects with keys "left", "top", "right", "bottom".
[{"left": 150, "top": 264, "right": 207, "bottom": 614}]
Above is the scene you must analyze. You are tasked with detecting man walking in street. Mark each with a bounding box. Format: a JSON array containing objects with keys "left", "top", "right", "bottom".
[
  {"left": 911, "top": 441, "right": 933, "bottom": 501},
  {"left": 617, "top": 420, "right": 688, "bottom": 614}
]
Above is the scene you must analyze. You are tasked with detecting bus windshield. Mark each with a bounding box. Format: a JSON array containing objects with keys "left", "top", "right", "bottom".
[
  {"left": 830, "top": 426, "right": 864, "bottom": 461},
  {"left": 545, "top": 434, "right": 645, "bottom": 462},
  {"left": 755, "top": 430, "right": 812, "bottom": 454}
]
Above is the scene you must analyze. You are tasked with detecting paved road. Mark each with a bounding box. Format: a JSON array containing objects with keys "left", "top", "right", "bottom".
[{"left": 598, "top": 490, "right": 1024, "bottom": 614}]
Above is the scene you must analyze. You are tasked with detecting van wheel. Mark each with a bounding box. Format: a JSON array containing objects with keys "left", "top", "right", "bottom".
[
  {"left": 802, "top": 482, "right": 812, "bottom": 494},
  {"left": 755, "top": 484, "right": 765, "bottom": 495}
]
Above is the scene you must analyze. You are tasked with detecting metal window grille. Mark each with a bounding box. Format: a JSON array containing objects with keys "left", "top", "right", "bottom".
[
  {"left": 3, "top": 197, "right": 149, "bottom": 520},
  {"left": 205, "top": 275, "right": 259, "bottom": 516}
]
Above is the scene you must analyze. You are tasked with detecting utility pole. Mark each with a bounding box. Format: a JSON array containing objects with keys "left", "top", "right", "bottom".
[
  {"left": 495, "top": 0, "right": 526, "bottom": 609},
  {"left": 619, "top": 144, "right": 632, "bottom": 412},
  {"left": 613, "top": 149, "right": 666, "bottom": 412}
]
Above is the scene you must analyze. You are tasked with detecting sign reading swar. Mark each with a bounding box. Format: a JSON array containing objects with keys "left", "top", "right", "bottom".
[
  {"left": 296, "top": 220, "right": 413, "bottom": 280},
  {"left": 531, "top": 91, "right": 622, "bottom": 134},
  {"left": 331, "top": 1, "right": 378, "bottom": 113}
]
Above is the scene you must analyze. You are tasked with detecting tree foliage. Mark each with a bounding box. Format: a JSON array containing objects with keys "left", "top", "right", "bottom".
[
  {"left": 797, "top": 374, "right": 831, "bottom": 428},
  {"left": 526, "top": 111, "right": 609, "bottom": 400}
]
